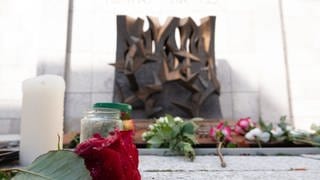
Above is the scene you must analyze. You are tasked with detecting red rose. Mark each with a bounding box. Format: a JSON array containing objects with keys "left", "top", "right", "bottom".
[{"left": 75, "top": 130, "right": 141, "bottom": 180}]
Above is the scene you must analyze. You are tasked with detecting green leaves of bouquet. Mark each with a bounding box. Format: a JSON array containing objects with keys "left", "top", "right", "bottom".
[
  {"left": 142, "top": 115, "right": 198, "bottom": 161},
  {"left": 0, "top": 150, "right": 91, "bottom": 180}
]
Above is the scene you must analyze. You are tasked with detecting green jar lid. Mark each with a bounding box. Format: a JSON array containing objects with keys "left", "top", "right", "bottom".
[{"left": 93, "top": 102, "right": 132, "bottom": 113}]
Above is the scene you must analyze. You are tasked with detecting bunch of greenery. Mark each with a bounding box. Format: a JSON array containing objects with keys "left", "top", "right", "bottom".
[
  {"left": 247, "top": 116, "right": 320, "bottom": 147},
  {"left": 291, "top": 124, "right": 320, "bottom": 147},
  {"left": 142, "top": 115, "right": 198, "bottom": 161}
]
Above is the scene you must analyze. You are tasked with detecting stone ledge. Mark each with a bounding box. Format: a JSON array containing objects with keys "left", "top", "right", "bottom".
[{"left": 139, "top": 155, "right": 320, "bottom": 179}]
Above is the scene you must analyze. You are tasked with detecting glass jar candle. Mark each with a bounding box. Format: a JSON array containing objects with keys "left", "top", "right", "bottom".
[
  {"left": 93, "top": 102, "right": 134, "bottom": 130},
  {"left": 80, "top": 108, "right": 122, "bottom": 142}
]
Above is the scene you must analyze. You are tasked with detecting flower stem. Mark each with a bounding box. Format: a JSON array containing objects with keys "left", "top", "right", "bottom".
[
  {"left": 256, "top": 138, "right": 262, "bottom": 148},
  {"left": 293, "top": 138, "right": 320, "bottom": 147},
  {"left": 57, "top": 134, "right": 61, "bottom": 150},
  {"left": 217, "top": 141, "right": 226, "bottom": 168}
]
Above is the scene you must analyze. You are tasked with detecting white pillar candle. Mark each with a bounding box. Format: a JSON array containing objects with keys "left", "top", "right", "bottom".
[{"left": 20, "top": 75, "right": 65, "bottom": 166}]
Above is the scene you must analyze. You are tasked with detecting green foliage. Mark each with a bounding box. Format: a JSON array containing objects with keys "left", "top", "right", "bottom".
[
  {"left": 258, "top": 117, "right": 273, "bottom": 132},
  {"left": 273, "top": 116, "right": 291, "bottom": 142},
  {"left": 311, "top": 136, "right": 320, "bottom": 146},
  {"left": 311, "top": 124, "right": 320, "bottom": 135},
  {"left": 0, "top": 171, "right": 13, "bottom": 180},
  {"left": 271, "top": 116, "right": 320, "bottom": 147},
  {"left": 226, "top": 143, "right": 237, "bottom": 148},
  {"left": 1, "top": 150, "right": 91, "bottom": 180},
  {"left": 310, "top": 124, "right": 320, "bottom": 146},
  {"left": 278, "top": 116, "right": 288, "bottom": 130},
  {"left": 142, "top": 115, "right": 198, "bottom": 161}
]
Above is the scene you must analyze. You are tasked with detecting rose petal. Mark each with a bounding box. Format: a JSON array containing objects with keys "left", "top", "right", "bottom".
[
  {"left": 75, "top": 130, "right": 141, "bottom": 180},
  {"left": 216, "top": 122, "right": 224, "bottom": 130},
  {"left": 209, "top": 127, "right": 216, "bottom": 139},
  {"left": 234, "top": 125, "right": 245, "bottom": 135}
]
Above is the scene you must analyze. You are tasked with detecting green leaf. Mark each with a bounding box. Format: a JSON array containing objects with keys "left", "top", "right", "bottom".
[
  {"left": 13, "top": 150, "right": 91, "bottom": 180},
  {"left": 143, "top": 115, "right": 197, "bottom": 160},
  {"left": 266, "top": 123, "right": 273, "bottom": 132},
  {"left": 259, "top": 117, "right": 272, "bottom": 132},
  {"left": 147, "top": 135, "right": 164, "bottom": 147},
  {"left": 280, "top": 115, "right": 286, "bottom": 122},
  {"left": 171, "top": 125, "right": 181, "bottom": 137},
  {"left": 169, "top": 139, "right": 177, "bottom": 150},
  {"left": 226, "top": 143, "right": 237, "bottom": 148},
  {"left": 258, "top": 117, "right": 266, "bottom": 130},
  {"left": 0, "top": 171, "right": 12, "bottom": 180},
  {"left": 183, "top": 133, "right": 197, "bottom": 144},
  {"left": 165, "top": 114, "right": 176, "bottom": 127},
  {"left": 176, "top": 141, "right": 195, "bottom": 161},
  {"left": 312, "top": 135, "right": 320, "bottom": 147},
  {"left": 311, "top": 124, "right": 320, "bottom": 135},
  {"left": 158, "top": 126, "right": 172, "bottom": 140},
  {"left": 165, "top": 114, "right": 174, "bottom": 121},
  {"left": 182, "top": 122, "right": 196, "bottom": 134}
]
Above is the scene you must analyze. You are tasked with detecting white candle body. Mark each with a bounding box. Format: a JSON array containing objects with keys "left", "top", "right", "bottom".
[{"left": 20, "top": 75, "right": 65, "bottom": 166}]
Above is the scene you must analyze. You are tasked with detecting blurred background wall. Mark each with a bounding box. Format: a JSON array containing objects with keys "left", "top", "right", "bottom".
[{"left": 0, "top": 0, "right": 319, "bottom": 134}]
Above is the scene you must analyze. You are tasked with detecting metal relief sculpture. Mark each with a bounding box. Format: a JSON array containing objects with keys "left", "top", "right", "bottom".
[{"left": 113, "top": 15, "right": 222, "bottom": 119}]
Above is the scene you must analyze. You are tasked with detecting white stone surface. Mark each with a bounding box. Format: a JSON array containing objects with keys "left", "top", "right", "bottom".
[
  {"left": 139, "top": 155, "right": 320, "bottom": 180},
  {"left": 9, "top": 119, "right": 20, "bottom": 134},
  {"left": 282, "top": 0, "right": 320, "bottom": 130},
  {"left": 0, "top": 100, "right": 20, "bottom": 119},
  {"left": 0, "top": 119, "right": 11, "bottom": 134},
  {"left": 0, "top": 0, "right": 69, "bottom": 133},
  {"left": 256, "top": 0, "right": 291, "bottom": 124},
  {"left": 219, "top": 93, "right": 233, "bottom": 120},
  {"left": 233, "top": 93, "right": 259, "bottom": 121},
  {"left": 0, "top": 0, "right": 39, "bottom": 134},
  {"left": 36, "top": 0, "right": 69, "bottom": 77},
  {"left": 64, "top": 93, "right": 91, "bottom": 132},
  {"left": 91, "top": 93, "right": 113, "bottom": 105},
  {"left": 216, "top": 59, "right": 232, "bottom": 93},
  {"left": 142, "top": 171, "right": 320, "bottom": 180},
  {"left": 92, "top": 54, "right": 115, "bottom": 93},
  {"left": 1, "top": 0, "right": 320, "bottom": 133},
  {"left": 67, "top": 52, "right": 93, "bottom": 93}
]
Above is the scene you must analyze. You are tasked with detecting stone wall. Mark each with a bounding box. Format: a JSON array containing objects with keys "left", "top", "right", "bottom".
[
  {"left": 0, "top": 0, "right": 319, "bottom": 133},
  {"left": 0, "top": 0, "right": 68, "bottom": 133}
]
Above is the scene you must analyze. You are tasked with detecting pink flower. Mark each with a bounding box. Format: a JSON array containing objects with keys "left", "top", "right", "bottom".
[
  {"left": 234, "top": 117, "right": 255, "bottom": 135},
  {"left": 209, "top": 122, "right": 232, "bottom": 142},
  {"left": 234, "top": 125, "right": 245, "bottom": 135}
]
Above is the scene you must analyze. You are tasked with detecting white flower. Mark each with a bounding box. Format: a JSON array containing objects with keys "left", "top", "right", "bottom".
[
  {"left": 271, "top": 126, "right": 284, "bottom": 137},
  {"left": 259, "top": 132, "right": 271, "bottom": 143},
  {"left": 164, "top": 117, "right": 169, "bottom": 123},
  {"left": 245, "top": 128, "right": 270, "bottom": 143},
  {"left": 148, "top": 124, "right": 154, "bottom": 130},
  {"left": 174, "top": 117, "right": 183, "bottom": 123},
  {"left": 142, "top": 132, "right": 148, "bottom": 140},
  {"left": 158, "top": 117, "right": 165, "bottom": 123},
  {"left": 142, "top": 131, "right": 154, "bottom": 141},
  {"left": 245, "top": 128, "right": 262, "bottom": 140},
  {"left": 286, "top": 125, "right": 293, "bottom": 131}
]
